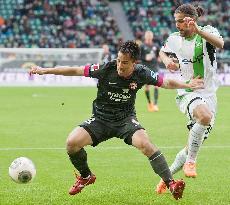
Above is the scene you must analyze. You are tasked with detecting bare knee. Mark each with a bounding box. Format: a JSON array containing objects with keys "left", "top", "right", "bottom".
[
  {"left": 194, "top": 105, "right": 212, "bottom": 126},
  {"left": 66, "top": 127, "right": 93, "bottom": 154},
  {"left": 66, "top": 135, "right": 82, "bottom": 154},
  {"left": 198, "top": 113, "right": 212, "bottom": 125}
]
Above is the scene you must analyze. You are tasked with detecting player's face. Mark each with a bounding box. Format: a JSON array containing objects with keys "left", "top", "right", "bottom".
[
  {"left": 117, "top": 52, "right": 135, "bottom": 78},
  {"left": 174, "top": 13, "right": 193, "bottom": 37}
]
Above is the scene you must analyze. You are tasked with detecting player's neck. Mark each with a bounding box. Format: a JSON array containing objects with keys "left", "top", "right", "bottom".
[
  {"left": 185, "top": 32, "right": 197, "bottom": 40},
  {"left": 122, "top": 67, "right": 135, "bottom": 79}
]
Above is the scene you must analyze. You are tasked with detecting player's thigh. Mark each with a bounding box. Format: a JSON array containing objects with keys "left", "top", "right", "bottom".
[
  {"left": 67, "top": 126, "right": 93, "bottom": 147},
  {"left": 193, "top": 104, "right": 212, "bottom": 124},
  {"left": 177, "top": 94, "right": 217, "bottom": 139},
  {"left": 176, "top": 93, "right": 207, "bottom": 120}
]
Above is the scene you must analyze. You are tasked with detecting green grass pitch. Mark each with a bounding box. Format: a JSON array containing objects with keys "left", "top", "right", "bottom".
[{"left": 0, "top": 86, "right": 229, "bottom": 205}]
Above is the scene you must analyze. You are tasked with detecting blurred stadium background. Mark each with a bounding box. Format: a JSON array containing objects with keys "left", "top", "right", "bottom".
[
  {"left": 0, "top": 0, "right": 229, "bottom": 86},
  {"left": 0, "top": 1, "right": 230, "bottom": 205}
]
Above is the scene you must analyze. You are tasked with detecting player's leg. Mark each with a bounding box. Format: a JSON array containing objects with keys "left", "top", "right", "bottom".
[
  {"left": 67, "top": 116, "right": 112, "bottom": 195},
  {"left": 66, "top": 126, "right": 96, "bottom": 195},
  {"left": 157, "top": 115, "right": 215, "bottom": 192},
  {"left": 170, "top": 147, "right": 188, "bottom": 175},
  {"left": 145, "top": 84, "right": 154, "bottom": 112},
  {"left": 153, "top": 86, "right": 159, "bottom": 111},
  {"left": 131, "top": 130, "right": 185, "bottom": 200},
  {"left": 156, "top": 111, "right": 215, "bottom": 193},
  {"left": 66, "top": 126, "right": 93, "bottom": 177},
  {"left": 156, "top": 146, "right": 188, "bottom": 194},
  {"left": 170, "top": 94, "right": 216, "bottom": 177},
  {"left": 165, "top": 120, "right": 195, "bottom": 179},
  {"left": 184, "top": 95, "right": 217, "bottom": 177},
  {"left": 156, "top": 95, "right": 214, "bottom": 193},
  {"left": 118, "top": 116, "right": 184, "bottom": 199},
  {"left": 183, "top": 104, "right": 212, "bottom": 177}
]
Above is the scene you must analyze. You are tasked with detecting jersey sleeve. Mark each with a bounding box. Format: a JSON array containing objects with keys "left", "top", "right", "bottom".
[
  {"left": 202, "top": 25, "right": 222, "bottom": 38},
  {"left": 161, "top": 35, "right": 176, "bottom": 53},
  {"left": 140, "top": 66, "right": 164, "bottom": 87},
  {"left": 84, "top": 63, "right": 107, "bottom": 79}
]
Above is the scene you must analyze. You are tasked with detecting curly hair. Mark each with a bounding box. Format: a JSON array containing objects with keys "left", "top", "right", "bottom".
[
  {"left": 175, "top": 3, "right": 204, "bottom": 19},
  {"left": 119, "top": 41, "right": 140, "bottom": 61}
]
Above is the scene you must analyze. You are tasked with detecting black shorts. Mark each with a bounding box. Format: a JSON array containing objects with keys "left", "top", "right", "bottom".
[{"left": 80, "top": 115, "right": 144, "bottom": 147}]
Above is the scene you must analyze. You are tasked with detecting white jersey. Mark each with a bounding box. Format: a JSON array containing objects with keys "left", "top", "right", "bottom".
[{"left": 161, "top": 25, "right": 222, "bottom": 97}]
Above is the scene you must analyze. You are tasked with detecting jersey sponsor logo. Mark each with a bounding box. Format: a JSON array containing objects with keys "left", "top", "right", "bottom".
[
  {"left": 129, "top": 82, "right": 137, "bottom": 90},
  {"left": 108, "top": 92, "right": 131, "bottom": 102},
  {"left": 90, "top": 63, "right": 99, "bottom": 71},
  {"left": 182, "top": 53, "right": 205, "bottom": 64},
  {"left": 109, "top": 82, "right": 117, "bottom": 85}
]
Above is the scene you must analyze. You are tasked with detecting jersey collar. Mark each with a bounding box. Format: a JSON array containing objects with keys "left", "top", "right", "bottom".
[{"left": 185, "top": 34, "right": 197, "bottom": 41}]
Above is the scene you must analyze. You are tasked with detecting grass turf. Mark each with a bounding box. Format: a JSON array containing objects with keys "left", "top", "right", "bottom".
[{"left": 0, "top": 87, "right": 229, "bottom": 205}]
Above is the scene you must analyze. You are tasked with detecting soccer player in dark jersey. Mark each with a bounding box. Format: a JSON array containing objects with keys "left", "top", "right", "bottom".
[
  {"left": 30, "top": 41, "right": 204, "bottom": 200},
  {"left": 140, "top": 31, "right": 160, "bottom": 112}
]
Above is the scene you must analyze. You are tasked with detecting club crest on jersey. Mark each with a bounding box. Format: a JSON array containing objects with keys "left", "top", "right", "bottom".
[
  {"left": 90, "top": 63, "right": 99, "bottom": 71},
  {"left": 129, "top": 82, "right": 137, "bottom": 90}
]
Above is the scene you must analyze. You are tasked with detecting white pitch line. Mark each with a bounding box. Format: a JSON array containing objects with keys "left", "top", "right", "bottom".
[{"left": 0, "top": 145, "right": 229, "bottom": 151}]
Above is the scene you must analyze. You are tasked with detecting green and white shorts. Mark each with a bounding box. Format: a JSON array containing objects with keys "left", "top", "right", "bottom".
[{"left": 176, "top": 93, "right": 217, "bottom": 140}]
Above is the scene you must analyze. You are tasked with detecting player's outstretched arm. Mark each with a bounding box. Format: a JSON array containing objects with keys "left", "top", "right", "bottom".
[
  {"left": 29, "top": 65, "right": 85, "bottom": 76},
  {"left": 161, "top": 76, "right": 204, "bottom": 90}
]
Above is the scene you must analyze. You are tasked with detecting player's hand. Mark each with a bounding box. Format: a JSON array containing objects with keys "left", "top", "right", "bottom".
[
  {"left": 188, "top": 76, "right": 204, "bottom": 90},
  {"left": 183, "top": 17, "right": 200, "bottom": 34},
  {"left": 165, "top": 58, "right": 180, "bottom": 72},
  {"left": 29, "top": 65, "right": 46, "bottom": 75}
]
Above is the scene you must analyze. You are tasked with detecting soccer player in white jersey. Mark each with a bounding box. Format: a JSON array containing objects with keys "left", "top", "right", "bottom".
[{"left": 155, "top": 3, "right": 224, "bottom": 194}]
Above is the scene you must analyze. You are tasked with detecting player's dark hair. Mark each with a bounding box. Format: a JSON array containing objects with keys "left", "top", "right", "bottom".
[
  {"left": 175, "top": 3, "right": 204, "bottom": 19},
  {"left": 119, "top": 41, "right": 140, "bottom": 61}
]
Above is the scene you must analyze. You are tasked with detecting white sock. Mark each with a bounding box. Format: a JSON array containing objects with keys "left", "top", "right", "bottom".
[
  {"left": 186, "top": 123, "right": 207, "bottom": 163},
  {"left": 170, "top": 147, "right": 187, "bottom": 175}
]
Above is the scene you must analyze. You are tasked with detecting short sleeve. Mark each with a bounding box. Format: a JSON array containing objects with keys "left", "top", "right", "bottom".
[
  {"left": 140, "top": 66, "right": 164, "bottom": 87},
  {"left": 84, "top": 63, "right": 107, "bottom": 79},
  {"left": 161, "top": 35, "right": 177, "bottom": 53},
  {"left": 202, "top": 25, "right": 222, "bottom": 38}
]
